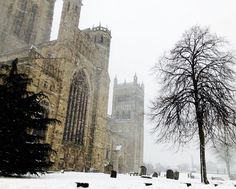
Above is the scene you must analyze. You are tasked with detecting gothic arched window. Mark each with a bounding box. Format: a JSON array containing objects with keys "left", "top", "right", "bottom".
[
  {"left": 32, "top": 100, "right": 49, "bottom": 139},
  {"left": 63, "top": 71, "right": 89, "bottom": 145}
]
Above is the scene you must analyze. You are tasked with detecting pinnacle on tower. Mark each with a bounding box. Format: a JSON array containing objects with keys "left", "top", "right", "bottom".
[
  {"left": 134, "top": 73, "right": 138, "bottom": 83},
  {"left": 114, "top": 76, "right": 118, "bottom": 86},
  {"left": 141, "top": 82, "right": 144, "bottom": 90}
]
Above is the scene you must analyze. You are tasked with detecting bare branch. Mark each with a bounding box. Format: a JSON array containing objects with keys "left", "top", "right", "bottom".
[{"left": 150, "top": 26, "right": 236, "bottom": 184}]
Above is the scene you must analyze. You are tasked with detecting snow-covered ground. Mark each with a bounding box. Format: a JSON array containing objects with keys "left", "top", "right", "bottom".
[{"left": 0, "top": 171, "right": 236, "bottom": 189}]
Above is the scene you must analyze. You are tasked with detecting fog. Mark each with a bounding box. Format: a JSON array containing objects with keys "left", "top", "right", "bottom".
[{"left": 51, "top": 0, "right": 236, "bottom": 171}]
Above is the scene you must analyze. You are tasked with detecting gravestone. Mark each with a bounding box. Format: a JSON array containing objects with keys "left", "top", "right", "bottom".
[
  {"left": 139, "top": 166, "right": 147, "bottom": 176},
  {"left": 110, "top": 170, "right": 117, "bottom": 178},
  {"left": 152, "top": 172, "right": 158, "bottom": 177},
  {"left": 174, "top": 171, "right": 179, "bottom": 180},
  {"left": 141, "top": 175, "right": 152, "bottom": 179},
  {"left": 186, "top": 183, "right": 191, "bottom": 187},
  {"left": 76, "top": 182, "right": 89, "bottom": 188},
  {"left": 166, "top": 169, "right": 174, "bottom": 179}
]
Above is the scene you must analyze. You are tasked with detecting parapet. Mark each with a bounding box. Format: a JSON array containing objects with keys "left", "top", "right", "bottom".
[
  {"left": 82, "top": 25, "right": 111, "bottom": 48},
  {"left": 114, "top": 75, "right": 144, "bottom": 92},
  {"left": 92, "top": 26, "right": 111, "bottom": 37}
]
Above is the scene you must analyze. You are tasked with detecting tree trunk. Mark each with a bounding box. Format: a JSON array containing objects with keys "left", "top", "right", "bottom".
[
  {"left": 194, "top": 86, "right": 209, "bottom": 183},
  {"left": 198, "top": 123, "right": 209, "bottom": 184},
  {"left": 226, "top": 160, "right": 231, "bottom": 179},
  {"left": 225, "top": 147, "right": 231, "bottom": 179}
]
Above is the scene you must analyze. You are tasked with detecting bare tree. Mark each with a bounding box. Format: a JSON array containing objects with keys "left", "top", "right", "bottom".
[{"left": 150, "top": 26, "right": 236, "bottom": 184}]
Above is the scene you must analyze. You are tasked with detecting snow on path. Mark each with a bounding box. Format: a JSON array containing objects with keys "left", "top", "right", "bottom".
[{"left": 0, "top": 172, "right": 236, "bottom": 189}]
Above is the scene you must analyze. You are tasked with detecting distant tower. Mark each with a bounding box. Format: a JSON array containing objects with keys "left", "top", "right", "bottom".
[
  {"left": 58, "top": 0, "right": 82, "bottom": 41},
  {"left": 0, "top": 0, "right": 56, "bottom": 53},
  {"left": 111, "top": 74, "right": 144, "bottom": 172}
]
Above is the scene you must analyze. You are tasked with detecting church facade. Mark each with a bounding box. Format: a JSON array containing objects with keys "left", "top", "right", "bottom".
[
  {"left": 0, "top": 0, "right": 144, "bottom": 173},
  {"left": 0, "top": 0, "right": 111, "bottom": 172}
]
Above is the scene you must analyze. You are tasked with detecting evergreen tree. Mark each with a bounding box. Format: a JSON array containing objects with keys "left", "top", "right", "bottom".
[{"left": 0, "top": 58, "right": 57, "bottom": 176}]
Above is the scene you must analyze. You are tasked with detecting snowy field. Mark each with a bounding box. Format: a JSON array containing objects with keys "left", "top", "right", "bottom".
[{"left": 0, "top": 171, "right": 236, "bottom": 189}]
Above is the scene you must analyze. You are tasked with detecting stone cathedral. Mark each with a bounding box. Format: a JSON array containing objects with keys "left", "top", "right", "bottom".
[{"left": 0, "top": 0, "right": 144, "bottom": 173}]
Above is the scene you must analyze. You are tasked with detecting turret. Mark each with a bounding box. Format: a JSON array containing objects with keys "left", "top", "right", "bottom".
[
  {"left": 82, "top": 24, "right": 111, "bottom": 70},
  {"left": 90, "top": 25, "right": 112, "bottom": 48},
  {"left": 58, "top": 0, "right": 82, "bottom": 41}
]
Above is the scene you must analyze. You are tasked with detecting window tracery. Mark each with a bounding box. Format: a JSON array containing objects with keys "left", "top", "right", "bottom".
[{"left": 63, "top": 70, "right": 89, "bottom": 145}]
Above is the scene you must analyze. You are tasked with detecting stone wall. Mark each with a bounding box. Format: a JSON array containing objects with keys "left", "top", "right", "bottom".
[
  {"left": 0, "top": 26, "right": 111, "bottom": 172},
  {"left": 0, "top": 0, "right": 55, "bottom": 54}
]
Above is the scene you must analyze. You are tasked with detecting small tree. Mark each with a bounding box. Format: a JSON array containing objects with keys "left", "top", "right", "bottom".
[
  {"left": 0, "top": 58, "right": 57, "bottom": 176},
  {"left": 213, "top": 131, "right": 236, "bottom": 179},
  {"left": 150, "top": 26, "right": 236, "bottom": 184}
]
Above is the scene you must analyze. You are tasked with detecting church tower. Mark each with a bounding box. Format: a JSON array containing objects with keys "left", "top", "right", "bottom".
[
  {"left": 90, "top": 25, "right": 111, "bottom": 49},
  {"left": 0, "top": 0, "right": 55, "bottom": 53},
  {"left": 110, "top": 75, "right": 144, "bottom": 173},
  {"left": 58, "top": 0, "right": 82, "bottom": 41}
]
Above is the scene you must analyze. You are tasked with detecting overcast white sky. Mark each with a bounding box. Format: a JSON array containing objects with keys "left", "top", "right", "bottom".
[{"left": 52, "top": 0, "right": 236, "bottom": 169}]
